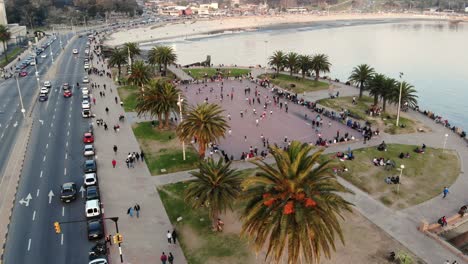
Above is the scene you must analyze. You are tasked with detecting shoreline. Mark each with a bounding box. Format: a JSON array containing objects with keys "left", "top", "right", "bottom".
[{"left": 104, "top": 13, "right": 465, "bottom": 46}]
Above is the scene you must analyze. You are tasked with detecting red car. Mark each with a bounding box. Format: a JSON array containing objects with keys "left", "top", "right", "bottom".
[
  {"left": 19, "top": 71, "right": 28, "bottom": 77},
  {"left": 63, "top": 89, "right": 72, "bottom": 98},
  {"left": 83, "top": 132, "right": 94, "bottom": 143}
]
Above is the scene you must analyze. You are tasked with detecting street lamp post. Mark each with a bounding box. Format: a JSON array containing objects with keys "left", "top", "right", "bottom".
[
  {"left": 109, "top": 217, "right": 124, "bottom": 263},
  {"left": 33, "top": 52, "right": 41, "bottom": 92},
  {"left": 15, "top": 76, "right": 26, "bottom": 118},
  {"left": 397, "top": 164, "right": 405, "bottom": 195},
  {"left": 396, "top": 72, "right": 404, "bottom": 127},
  {"left": 443, "top": 133, "right": 449, "bottom": 153},
  {"left": 264, "top": 40, "right": 268, "bottom": 74},
  {"left": 177, "top": 94, "right": 186, "bottom": 161}
]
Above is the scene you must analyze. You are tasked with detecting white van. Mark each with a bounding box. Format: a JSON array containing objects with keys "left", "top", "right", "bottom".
[{"left": 85, "top": 199, "right": 101, "bottom": 218}]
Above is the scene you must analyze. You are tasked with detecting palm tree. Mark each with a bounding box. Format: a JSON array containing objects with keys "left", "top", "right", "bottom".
[
  {"left": 135, "top": 80, "right": 164, "bottom": 129},
  {"left": 398, "top": 81, "right": 418, "bottom": 108},
  {"left": 268, "top": 50, "right": 286, "bottom": 76},
  {"left": 367, "top": 73, "right": 386, "bottom": 106},
  {"left": 158, "top": 81, "right": 181, "bottom": 128},
  {"left": 176, "top": 103, "right": 229, "bottom": 158},
  {"left": 310, "top": 54, "right": 331, "bottom": 81},
  {"left": 109, "top": 47, "right": 127, "bottom": 79},
  {"left": 123, "top": 42, "right": 141, "bottom": 63},
  {"left": 241, "top": 142, "right": 353, "bottom": 264},
  {"left": 297, "top": 54, "right": 312, "bottom": 79},
  {"left": 185, "top": 158, "right": 243, "bottom": 229},
  {"left": 380, "top": 77, "right": 397, "bottom": 112},
  {"left": 0, "top": 25, "right": 11, "bottom": 63},
  {"left": 285, "top": 52, "right": 299, "bottom": 76},
  {"left": 348, "top": 64, "right": 375, "bottom": 98},
  {"left": 148, "top": 45, "right": 177, "bottom": 76},
  {"left": 128, "top": 60, "right": 152, "bottom": 87}
]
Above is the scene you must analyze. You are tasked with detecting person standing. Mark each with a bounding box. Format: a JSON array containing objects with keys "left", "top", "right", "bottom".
[
  {"left": 160, "top": 252, "right": 168, "bottom": 264},
  {"left": 134, "top": 204, "right": 141, "bottom": 218},
  {"left": 140, "top": 151, "right": 145, "bottom": 162},
  {"left": 127, "top": 207, "right": 133, "bottom": 217},
  {"left": 171, "top": 229, "right": 178, "bottom": 244},
  {"left": 168, "top": 253, "right": 174, "bottom": 264},
  {"left": 443, "top": 186, "right": 449, "bottom": 198},
  {"left": 112, "top": 159, "right": 116, "bottom": 168},
  {"left": 167, "top": 230, "right": 172, "bottom": 244}
]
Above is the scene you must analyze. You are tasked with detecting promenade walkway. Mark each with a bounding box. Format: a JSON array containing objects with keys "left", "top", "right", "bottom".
[{"left": 167, "top": 65, "right": 193, "bottom": 81}]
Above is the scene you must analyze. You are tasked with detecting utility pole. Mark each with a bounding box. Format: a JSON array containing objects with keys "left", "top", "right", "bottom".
[
  {"left": 177, "top": 94, "right": 186, "bottom": 161},
  {"left": 396, "top": 72, "right": 404, "bottom": 127},
  {"left": 15, "top": 76, "right": 26, "bottom": 118}
]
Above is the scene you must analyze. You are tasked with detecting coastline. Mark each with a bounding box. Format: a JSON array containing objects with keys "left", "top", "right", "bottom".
[{"left": 104, "top": 13, "right": 464, "bottom": 46}]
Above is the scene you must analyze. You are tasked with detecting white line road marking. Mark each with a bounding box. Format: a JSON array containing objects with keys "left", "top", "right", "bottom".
[
  {"left": 64, "top": 168, "right": 66, "bottom": 175},
  {"left": 68, "top": 122, "right": 70, "bottom": 126},
  {"left": 51, "top": 123, "right": 53, "bottom": 127},
  {"left": 5, "top": 124, "right": 8, "bottom": 129},
  {"left": 36, "top": 189, "right": 40, "bottom": 197},
  {"left": 62, "top": 206, "right": 65, "bottom": 217},
  {"left": 66, "top": 142, "right": 68, "bottom": 147},
  {"left": 32, "top": 211, "right": 36, "bottom": 221},
  {"left": 43, "top": 155, "right": 46, "bottom": 162},
  {"left": 53, "top": 114, "right": 55, "bottom": 119},
  {"left": 49, "top": 132, "right": 51, "bottom": 137},
  {"left": 67, "top": 131, "right": 69, "bottom": 136},
  {"left": 46, "top": 143, "right": 48, "bottom": 149},
  {"left": 65, "top": 153, "right": 68, "bottom": 159},
  {"left": 40, "top": 170, "right": 43, "bottom": 178},
  {"left": 69, "top": 114, "right": 71, "bottom": 118},
  {"left": 61, "top": 234, "right": 64, "bottom": 245},
  {"left": 27, "top": 238, "right": 31, "bottom": 251},
  {"left": 54, "top": 108, "right": 56, "bottom": 112}
]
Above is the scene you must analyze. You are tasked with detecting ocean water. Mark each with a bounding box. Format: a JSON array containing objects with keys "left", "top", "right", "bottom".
[{"left": 143, "top": 19, "right": 468, "bottom": 130}]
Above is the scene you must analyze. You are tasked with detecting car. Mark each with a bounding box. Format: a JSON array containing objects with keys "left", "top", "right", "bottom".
[
  {"left": 83, "top": 132, "right": 94, "bottom": 143},
  {"left": 62, "top": 83, "right": 70, "bottom": 90},
  {"left": 39, "top": 93, "right": 48, "bottom": 102},
  {"left": 41, "top": 54, "right": 47, "bottom": 58},
  {"left": 84, "top": 173, "right": 97, "bottom": 187},
  {"left": 41, "top": 86, "right": 49, "bottom": 93},
  {"left": 30, "top": 60, "right": 36, "bottom": 66},
  {"left": 44, "top": 81, "right": 51, "bottom": 88},
  {"left": 83, "top": 76, "right": 89, "bottom": 83},
  {"left": 19, "top": 71, "right": 28, "bottom": 77},
  {"left": 82, "top": 87, "right": 89, "bottom": 95},
  {"left": 82, "top": 93, "right": 90, "bottom": 100},
  {"left": 84, "top": 63, "right": 90, "bottom": 70},
  {"left": 60, "top": 182, "right": 77, "bottom": 203},
  {"left": 85, "top": 49, "right": 89, "bottom": 54},
  {"left": 87, "top": 219, "right": 103, "bottom": 240},
  {"left": 73, "top": 49, "right": 79, "bottom": 54},
  {"left": 63, "top": 89, "right": 72, "bottom": 98},
  {"left": 84, "top": 144, "right": 95, "bottom": 156},
  {"left": 89, "top": 258, "right": 107, "bottom": 264},
  {"left": 86, "top": 186, "right": 100, "bottom": 200},
  {"left": 84, "top": 159, "right": 97, "bottom": 173},
  {"left": 82, "top": 100, "right": 90, "bottom": 109},
  {"left": 82, "top": 108, "right": 92, "bottom": 118}
]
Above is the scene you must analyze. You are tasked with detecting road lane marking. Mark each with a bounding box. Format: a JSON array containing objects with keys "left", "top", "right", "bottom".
[
  {"left": 46, "top": 143, "right": 48, "bottom": 149},
  {"left": 5, "top": 124, "right": 8, "bottom": 129},
  {"left": 32, "top": 211, "right": 36, "bottom": 221},
  {"left": 27, "top": 238, "right": 31, "bottom": 251},
  {"left": 61, "top": 234, "right": 64, "bottom": 245},
  {"left": 49, "top": 132, "right": 51, "bottom": 137},
  {"left": 68, "top": 122, "right": 70, "bottom": 126},
  {"left": 54, "top": 107, "right": 56, "bottom": 112},
  {"left": 67, "top": 131, "right": 69, "bottom": 136},
  {"left": 36, "top": 189, "right": 40, "bottom": 197},
  {"left": 40, "top": 170, "right": 43, "bottom": 178},
  {"left": 51, "top": 123, "right": 53, "bottom": 127},
  {"left": 65, "top": 153, "right": 68, "bottom": 159},
  {"left": 53, "top": 114, "right": 55, "bottom": 119},
  {"left": 66, "top": 141, "right": 68, "bottom": 147},
  {"left": 62, "top": 206, "right": 65, "bottom": 217},
  {"left": 69, "top": 114, "right": 71, "bottom": 118},
  {"left": 43, "top": 155, "right": 46, "bottom": 162},
  {"left": 64, "top": 168, "right": 66, "bottom": 175}
]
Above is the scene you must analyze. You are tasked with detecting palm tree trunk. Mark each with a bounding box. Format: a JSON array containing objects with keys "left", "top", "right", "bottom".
[
  {"left": 302, "top": 71, "right": 305, "bottom": 79},
  {"left": 373, "top": 95, "right": 378, "bottom": 106},
  {"left": 3, "top": 42, "right": 8, "bottom": 63},
  {"left": 315, "top": 70, "right": 319, "bottom": 81},
  {"left": 359, "top": 82, "right": 364, "bottom": 98},
  {"left": 157, "top": 113, "right": 163, "bottom": 129},
  {"left": 383, "top": 99, "right": 387, "bottom": 112},
  {"left": 117, "top": 65, "right": 121, "bottom": 79},
  {"left": 289, "top": 68, "right": 293, "bottom": 76},
  {"left": 163, "top": 63, "right": 167, "bottom": 76},
  {"left": 198, "top": 138, "right": 206, "bottom": 158},
  {"left": 164, "top": 111, "right": 170, "bottom": 128},
  {"left": 276, "top": 66, "right": 280, "bottom": 76}
]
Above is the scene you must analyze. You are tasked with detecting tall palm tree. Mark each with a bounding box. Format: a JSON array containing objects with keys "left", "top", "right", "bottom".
[
  {"left": 285, "top": 52, "right": 299, "bottom": 76},
  {"left": 380, "top": 77, "right": 397, "bottom": 112},
  {"left": 241, "top": 142, "right": 353, "bottom": 264},
  {"left": 185, "top": 158, "right": 243, "bottom": 229},
  {"left": 268, "top": 50, "right": 286, "bottom": 76},
  {"left": 123, "top": 42, "right": 141, "bottom": 63},
  {"left": 297, "top": 54, "right": 312, "bottom": 79},
  {"left": 367, "top": 73, "right": 386, "bottom": 106},
  {"left": 348, "top": 64, "right": 375, "bottom": 98},
  {"left": 0, "top": 25, "right": 11, "bottom": 63},
  {"left": 135, "top": 80, "right": 164, "bottom": 129},
  {"left": 398, "top": 81, "right": 418, "bottom": 108},
  {"left": 128, "top": 60, "right": 152, "bottom": 87},
  {"left": 109, "top": 47, "right": 127, "bottom": 79},
  {"left": 148, "top": 45, "right": 177, "bottom": 76},
  {"left": 310, "top": 54, "right": 331, "bottom": 81},
  {"left": 176, "top": 103, "right": 229, "bottom": 158},
  {"left": 159, "top": 81, "right": 181, "bottom": 128}
]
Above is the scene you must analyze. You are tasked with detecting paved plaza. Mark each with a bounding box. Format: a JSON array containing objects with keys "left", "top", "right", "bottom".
[{"left": 181, "top": 79, "right": 361, "bottom": 159}]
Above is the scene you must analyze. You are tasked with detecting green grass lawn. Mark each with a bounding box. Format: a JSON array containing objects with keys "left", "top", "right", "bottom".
[
  {"left": 132, "top": 121, "right": 199, "bottom": 175},
  {"left": 259, "top": 73, "right": 329, "bottom": 93},
  {"left": 183, "top": 68, "right": 251, "bottom": 79},
  {"left": 327, "top": 144, "right": 460, "bottom": 209},
  {"left": 0, "top": 47, "right": 23, "bottom": 68},
  {"left": 117, "top": 85, "right": 139, "bottom": 112}
]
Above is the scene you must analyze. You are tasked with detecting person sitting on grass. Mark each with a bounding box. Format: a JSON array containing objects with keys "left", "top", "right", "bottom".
[
  {"left": 391, "top": 176, "right": 400, "bottom": 184},
  {"left": 399, "top": 152, "right": 405, "bottom": 159},
  {"left": 377, "top": 141, "right": 387, "bottom": 151}
]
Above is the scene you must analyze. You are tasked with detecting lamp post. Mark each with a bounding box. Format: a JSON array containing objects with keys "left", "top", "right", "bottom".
[
  {"left": 443, "top": 133, "right": 449, "bottom": 153},
  {"left": 15, "top": 76, "right": 26, "bottom": 118},
  {"left": 397, "top": 164, "right": 405, "bottom": 195},
  {"left": 33, "top": 52, "right": 41, "bottom": 92},
  {"left": 109, "top": 217, "right": 124, "bottom": 263},
  {"left": 264, "top": 40, "right": 268, "bottom": 74},
  {"left": 396, "top": 72, "right": 404, "bottom": 127},
  {"left": 177, "top": 94, "right": 186, "bottom": 161}
]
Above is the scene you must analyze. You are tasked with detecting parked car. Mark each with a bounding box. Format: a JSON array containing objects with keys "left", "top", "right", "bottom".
[
  {"left": 87, "top": 219, "right": 103, "bottom": 240},
  {"left": 83, "top": 159, "right": 97, "bottom": 173},
  {"left": 86, "top": 186, "right": 100, "bottom": 200},
  {"left": 84, "top": 144, "right": 95, "bottom": 156},
  {"left": 83, "top": 132, "right": 94, "bottom": 143},
  {"left": 89, "top": 258, "right": 107, "bottom": 264},
  {"left": 82, "top": 108, "right": 92, "bottom": 118},
  {"left": 39, "top": 93, "right": 48, "bottom": 102},
  {"left": 44, "top": 81, "right": 51, "bottom": 88},
  {"left": 82, "top": 100, "right": 91, "bottom": 109},
  {"left": 73, "top": 49, "right": 79, "bottom": 54},
  {"left": 84, "top": 173, "right": 97, "bottom": 187},
  {"left": 40, "top": 87, "right": 49, "bottom": 94},
  {"left": 60, "top": 182, "right": 77, "bottom": 203},
  {"left": 83, "top": 76, "right": 90, "bottom": 83}
]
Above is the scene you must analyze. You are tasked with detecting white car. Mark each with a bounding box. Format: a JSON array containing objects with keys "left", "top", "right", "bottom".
[
  {"left": 44, "top": 81, "right": 51, "bottom": 88},
  {"left": 84, "top": 144, "right": 95, "bottom": 156},
  {"left": 30, "top": 60, "right": 36, "bottom": 66},
  {"left": 73, "top": 49, "right": 79, "bottom": 54},
  {"left": 84, "top": 63, "right": 90, "bottom": 70},
  {"left": 40, "top": 87, "right": 49, "bottom": 94},
  {"left": 83, "top": 76, "right": 89, "bottom": 83},
  {"left": 41, "top": 54, "right": 47, "bottom": 58},
  {"left": 82, "top": 100, "right": 90, "bottom": 109},
  {"left": 89, "top": 258, "right": 107, "bottom": 264},
  {"left": 85, "top": 49, "right": 89, "bottom": 54},
  {"left": 82, "top": 87, "right": 89, "bottom": 95},
  {"left": 84, "top": 173, "right": 97, "bottom": 186}
]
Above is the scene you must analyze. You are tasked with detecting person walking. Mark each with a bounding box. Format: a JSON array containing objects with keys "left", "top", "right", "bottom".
[
  {"left": 166, "top": 231, "right": 172, "bottom": 244},
  {"left": 134, "top": 204, "right": 140, "bottom": 218},
  {"left": 112, "top": 159, "right": 116, "bottom": 168},
  {"left": 140, "top": 151, "right": 145, "bottom": 162},
  {"left": 168, "top": 253, "right": 174, "bottom": 264},
  {"left": 160, "top": 252, "right": 168, "bottom": 264},
  {"left": 127, "top": 207, "right": 134, "bottom": 217},
  {"left": 171, "top": 229, "right": 178, "bottom": 244},
  {"left": 443, "top": 186, "right": 449, "bottom": 198},
  {"left": 125, "top": 158, "right": 130, "bottom": 168},
  {"left": 113, "top": 145, "right": 118, "bottom": 154}
]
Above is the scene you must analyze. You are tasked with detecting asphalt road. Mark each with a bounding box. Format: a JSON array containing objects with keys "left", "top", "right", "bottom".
[
  {"left": 0, "top": 34, "right": 71, "bottom": 177},
  {"left": 3, "top": 35, "right": 96, "bottom": 264}
]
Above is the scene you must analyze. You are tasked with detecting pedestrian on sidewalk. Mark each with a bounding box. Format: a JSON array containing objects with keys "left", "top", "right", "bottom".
[
  {"left": 443, "top": 186, "right": 449, "bottom": 198},
  {"left": 112, "top": 159, "right": 116, "bottom": 168},
  {"left": 168, "top": 253, "right": 174, "bottom": 264},
  {"left": 126, "top": 158, "right": 130, "bottom": 168},
  {"left": 134, "top": 204, "right": 140, "bottom": 218},
  {"left": 105, "top": 107, "right": 109, "bottom": 114},
  {"left": 127, "top": 207, "right": 134, "bottom": 217},
  {"left": 104, "top": 123, "right": 108, "bottom": 130},
  {"left": 140, "top": 151, "right": 145, "bottom": 162},
  {"left": 167, "top": 231, "right": 172, "bottom": 244},
  {"left": 160, "top": 252, "right": 167, "bottom": 264},
  {"left": 115, "top": 96, "right": 118, "bottom": 104},
  {"left": 135, "top": 152, "right": 140, "bottom": 161},
  {"left": 93, "top": 97, "right": 96, "bottom": 105},
  {"left": 113, "top": 145, "right": 118, "bottom": 154},
  {"left": 171, "top": 229, "right": 178, "bottom": 244}
]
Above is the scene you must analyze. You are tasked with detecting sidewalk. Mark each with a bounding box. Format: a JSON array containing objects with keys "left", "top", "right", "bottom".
[
  {"left": 89, "top": 41, "right": 187, "bottom": 263},
  {"left": 168, "top": 65, "right": 193, "bottom": 81}
]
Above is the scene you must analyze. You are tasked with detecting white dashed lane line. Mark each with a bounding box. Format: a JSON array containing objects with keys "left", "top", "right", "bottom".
[
  {"left": 36, "top": 189, "right": 40, "bottom": 197},
  {"left": 64, "top": 168, "right": 66, "bottom": 176},
  {"left": 40, "top": 170, "right": 43, "bottom": 178},
  {"left": 27, "top": 238, "right": 31, "bottom": 251},
  {"left": 43, "top": 155, "right": 46, "bottom": 162},
  {"left": 32, "top": 211, "right": 36, "bottom": 221},
  {"left": 46, "top": 144, "right": 48, "bottom": 149}
]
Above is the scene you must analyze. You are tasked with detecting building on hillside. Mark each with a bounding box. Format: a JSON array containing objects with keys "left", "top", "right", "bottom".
[
  {"left": 0, "top": 0, "right": 27, "bottom": 54},
  {"left": 159, "top": 6, "right": 192, "bottom": 16}
]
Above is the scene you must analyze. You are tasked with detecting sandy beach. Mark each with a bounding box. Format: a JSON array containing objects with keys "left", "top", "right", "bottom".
[{"left": 104, "top": 13, "right": 461, "bottom": 46}]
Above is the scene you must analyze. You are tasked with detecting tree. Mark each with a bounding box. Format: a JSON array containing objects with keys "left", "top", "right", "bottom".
[
  {"left": 380, "top": 77, "right": 397, "bottom": 112},
  {"left": 158, "top": 81, "right": 181, "bottom": 128},
  {"left": 185, "top": 158, "right": 243, "bottom": 229},
  {"left": 397, "top": 81, "right": 418, "bottom": 108},
  {"left": 124, "top": 42, "right": 141, "bottom": 63},
  {"left": 367, "top": 73, "right": 386, "bottom": 106},
  {"left": 268, "top": 50, "right": 286, "bottom": 76},
  {"left": 148, "top": 45, "right": 177, "bottom": 76},
  {"left": 310, "top": 54, "right": 331, "bottom": 81},
  {"left": 135, "top": 80, "right": 164, "bottom": 129},
  {"left": 128, "top": 60, "right": 152, "bottom": 87},
  {"left": 0, "top": 25, "right": 11, "bottom": 63},
  {"left": 297, "top": 54, "right": 312, "bottom": 79},
  {"left": 241, "top": 142, "right": 353, "bottom": 264},
  {"left": 348, "top": 64, "right": 375, "bottom": 98},
  {"left": 109, "top": 47, "right": 127, "bottom": 79},
  {"left": 176, "top": 103, "right": 229, "bottom": 158},
  {"left": 285, "top": 52, "right": 299, "bottom": 76}
]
